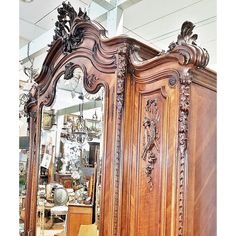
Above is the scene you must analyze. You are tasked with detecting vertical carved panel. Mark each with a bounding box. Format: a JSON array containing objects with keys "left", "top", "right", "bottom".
[
  {"left": 177, "top": 72, "right": 192, "bottom": 236},
  {"left": 141, "top": 99, "right": 161, "bottom": 191},
  {"left": 113, "top": 43, "right": 128, "bottom": 236}
]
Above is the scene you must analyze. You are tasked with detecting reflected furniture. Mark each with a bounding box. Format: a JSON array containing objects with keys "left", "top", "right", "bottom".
[
  {"left": 55, "top": 174, "right": 73, "bottom": 189},
  {"left": 67, "top": 204, "right": 93, "bottom": 236},
  {"left": 23, "top": 2, "right": 216, "bottom": 236}
]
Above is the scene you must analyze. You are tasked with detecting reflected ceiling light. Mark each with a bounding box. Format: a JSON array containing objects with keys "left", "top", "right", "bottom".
[{"left": 61, "top": 92, "right": 88, "bottom": 146}]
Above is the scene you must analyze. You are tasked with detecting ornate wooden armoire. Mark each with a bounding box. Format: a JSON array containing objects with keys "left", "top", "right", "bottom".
[{"left": 23, "top": 2, "right": 216, "bottom": 236}]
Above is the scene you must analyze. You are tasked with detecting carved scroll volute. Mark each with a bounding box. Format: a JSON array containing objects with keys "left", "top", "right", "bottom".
[
  {"left": 112, "top": 43, "right": 129, "bottom": 236},
  {"left": 176, "top": 71, "right": 192, "bottom": 236},
  {"left": 168, "top": 21, "right": 209, "bottom": 68},
  {"left": 141, "top": 98, "right": 161, "bottom": 191},
  {"left": 64, "top": 62, "right": 100, "bottom": 95}
]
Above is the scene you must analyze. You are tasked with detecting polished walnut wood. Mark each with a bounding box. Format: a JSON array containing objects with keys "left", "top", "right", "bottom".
[{"left": 24, "top": 3, "right": 216, "bottom": 236}]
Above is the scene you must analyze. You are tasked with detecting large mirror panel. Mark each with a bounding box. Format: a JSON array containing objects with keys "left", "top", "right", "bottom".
[{"left": 36, "top": 68, "right": 104, "bottom": 236}]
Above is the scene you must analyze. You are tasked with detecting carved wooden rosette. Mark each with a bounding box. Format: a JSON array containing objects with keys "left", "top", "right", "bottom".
[
  {"left": 113, "top": 43, "right": 129, "bottom": 236},
  {"left": 177, "top": 72, "right": 192, "bottom": 236},
  {"left": 141, "top": 98, "right": 161, "bottom": 191}
]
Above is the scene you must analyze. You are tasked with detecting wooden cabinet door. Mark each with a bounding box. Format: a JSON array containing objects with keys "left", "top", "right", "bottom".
[{"left": 122, "top": 72, "right": 179, "bottom": 236}]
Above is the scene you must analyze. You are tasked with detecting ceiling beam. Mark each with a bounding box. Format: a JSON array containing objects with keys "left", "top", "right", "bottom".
[
  {"left": 117, "top": 0, "right": 142, "bottom": 10},
  {"left": 107, "top": 6, "right": 124, "bottom": 36}
]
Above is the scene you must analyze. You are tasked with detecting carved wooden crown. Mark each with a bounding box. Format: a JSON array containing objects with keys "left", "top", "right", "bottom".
[{"left": 48, "top": 1, "right": 90, "bottom": 53}]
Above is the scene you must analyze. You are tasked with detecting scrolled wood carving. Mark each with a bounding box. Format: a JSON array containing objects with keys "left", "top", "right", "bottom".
[
  {"left": 177, "top": 71, "right": 192, "bottom": 236},
  {"left": 87, "top": 74, "right": 98, "bottom": 88},
  {"left": 48, "top": 1, "right": 90, "bottom": 53},
  {"left": 168, "top": 21, "right": 209, "bottom": 68},
  {"left": 113, "top": 43, "right": 129, "bottom": 236},
  {"left": 64, "top": 61, "right": 99, "bottom": 90},
  {"left": 141, "top": 98, "right": 161, "bottom": 191},
  {"left": 24, "top": 83, "right": 38, "bottom": 116},
  {"left": 64, "top": 62, "right": 75, "bottom": 80}
]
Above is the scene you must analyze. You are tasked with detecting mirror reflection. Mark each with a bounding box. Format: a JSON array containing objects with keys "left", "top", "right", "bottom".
[{"left": 36, "top": 68, "right": 104, "bottom": 236}]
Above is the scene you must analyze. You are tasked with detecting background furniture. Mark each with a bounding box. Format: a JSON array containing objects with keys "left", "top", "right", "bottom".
[
  {"left": 55, "top": 174, "right": 73, "bottom": 189},
  {"left": 67, "top": 204, "right": 93, "bottom": 236},
  {"left": 24, "top": 3, "right": 216, "bottom": 235}
]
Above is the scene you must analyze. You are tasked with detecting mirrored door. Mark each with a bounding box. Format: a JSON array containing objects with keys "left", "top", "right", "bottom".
[{"left": 36, "top": 68, "right": 104, "bottom": 236}]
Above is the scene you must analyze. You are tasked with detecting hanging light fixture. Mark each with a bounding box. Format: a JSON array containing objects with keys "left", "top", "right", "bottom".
[
  {"left": 61, "top": 92, "right": 88, "bottom": 145},
  {"left": 74, "top": 92, "right": 88, "bottom": 145}
]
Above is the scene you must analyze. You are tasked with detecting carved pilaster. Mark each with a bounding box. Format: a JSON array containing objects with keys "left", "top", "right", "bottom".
[
  {"left": 177, "top": 71, "right": 192, "bottom": 236},
  {"left": 141, "top": 98, "right": 161, "bottom": 191},
  {"left": 113, "top": 43, "right": 129, "bottom": 236}
]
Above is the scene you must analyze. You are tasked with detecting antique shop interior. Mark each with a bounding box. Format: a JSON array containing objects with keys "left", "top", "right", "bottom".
[{"left": 18, "top": 1, "right": 216, "bottom": 236}]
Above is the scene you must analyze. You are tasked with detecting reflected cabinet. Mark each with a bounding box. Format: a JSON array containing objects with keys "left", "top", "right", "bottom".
[{"left": 23, "top": 2, "right": 216, "bottom": 236}]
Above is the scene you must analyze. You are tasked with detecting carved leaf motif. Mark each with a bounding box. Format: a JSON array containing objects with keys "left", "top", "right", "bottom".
[
  {"left": 141, "top": 98, "right": 161, "bottom": 191},
  {"left": 48, "top": 2, "right": 90, "bottom": 53},
  {"left": 168, "top": 21, "right": 197, "bottom": 51},
  {"left": 177, "top": 72, "right": 192, "bottom": 236},
  {"left": 113, "top": 44, "right": 128, "bottom": 236},
  {"left": 116, "top": 43, "right": 128, "bottom": 112},
  {"left": 167, "top": 21, "right": 209, "bottom": 68}
]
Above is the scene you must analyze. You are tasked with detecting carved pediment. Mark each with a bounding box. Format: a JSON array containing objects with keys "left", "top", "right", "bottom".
[{"left": 48, "top": 1, "right": 90, "bottom": 54}]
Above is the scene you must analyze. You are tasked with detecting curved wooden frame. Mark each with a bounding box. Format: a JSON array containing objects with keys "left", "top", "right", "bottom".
[{"left": 24, "top": 3, "right": 216, "bottom": 236}]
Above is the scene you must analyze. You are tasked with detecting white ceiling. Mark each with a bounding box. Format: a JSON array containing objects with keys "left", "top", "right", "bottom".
[{"left": 19, "top": 0, "right": 216, "bottom": 67}]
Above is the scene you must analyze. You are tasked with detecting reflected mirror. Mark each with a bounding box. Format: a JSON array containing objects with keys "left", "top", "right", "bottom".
[{"left": 36, "top": 67, "right": 104, "bottom": 236}]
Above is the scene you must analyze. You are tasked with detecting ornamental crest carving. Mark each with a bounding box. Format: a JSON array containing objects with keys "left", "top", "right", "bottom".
[{"left": 49, "top": 1, "right": 90, "bottom": 53}]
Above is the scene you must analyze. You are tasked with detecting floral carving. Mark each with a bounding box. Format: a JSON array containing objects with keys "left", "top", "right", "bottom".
[
  {"left": 169, "top": 21, "right": 197, "bottom": 51},
  {"left": 141, "top": 98, "right": 161, "bottom": 191},
  {"left": 177, "top": 72, "right": 192, "bottom": 236},
  {"left": 48, "top": 1, "right": 90, "bottom": 53},
  {"left": 113, "top": 43, "right": 129, "bottom": 236},
  {"left": 116, "top": 44, "right": 128, "bottom": 112}
]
